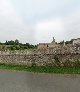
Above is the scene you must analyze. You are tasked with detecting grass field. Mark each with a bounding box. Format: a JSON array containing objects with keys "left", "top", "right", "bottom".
[{"left": 0, "top": 64, "right": 80, "bottom": 74}]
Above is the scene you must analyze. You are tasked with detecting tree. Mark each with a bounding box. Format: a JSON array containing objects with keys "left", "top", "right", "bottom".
[
  {"left": 15, "top": 39, "right": 19, "bottom": 45},
  {"left": 59, "top": 40, "right": 64, "bottom": 45},
  {"left": 65, "top": 40, "right": 73, "bottom": 45},
  {"left": 7, "top": 40, "right": 15, "bottom": 45}
]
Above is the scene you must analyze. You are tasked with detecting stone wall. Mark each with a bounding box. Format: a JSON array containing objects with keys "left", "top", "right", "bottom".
[{"left": 0, "top": 51, "right": 80, "bottom": 66}]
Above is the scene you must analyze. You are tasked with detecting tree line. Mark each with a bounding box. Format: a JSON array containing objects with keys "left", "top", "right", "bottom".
[
  {"left": 59, "top": 40, "right": 73, "bottom": 45},
  {"left": 0, "top": 39, "right": 37, "bottom": 50}
]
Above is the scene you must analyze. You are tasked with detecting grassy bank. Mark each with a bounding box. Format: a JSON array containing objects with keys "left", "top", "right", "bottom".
[{"left": 0, "top": 64, "right": 80, "bottom": 74}]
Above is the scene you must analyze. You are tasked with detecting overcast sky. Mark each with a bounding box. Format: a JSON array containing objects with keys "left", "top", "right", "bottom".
[{"left": 0, "top": 0, "right": 80, "bottom": 44}]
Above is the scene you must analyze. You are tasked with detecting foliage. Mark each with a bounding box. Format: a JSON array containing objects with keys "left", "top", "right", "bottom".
[
  {"left": 59, "top": 40, "right": 64, "bottom": 45},
  {"left": 1, "top": 64, "right": 80, "bottom": 74},
  {"left": 54, "top": 55, "right": 61, "bottom": 66},
  {"left": 31, "top": 62, "right": 36, "bottom": 67},
  {"left": 73, "top": 60, "right": 80, "bottom": 67},
  {"left": 62, "top": 60, "right": 73, "bottom": 67},
  {"left": 65, "top": 40, "right": 73, "bottom": 45},
  {"left": 0, "top": 39, "right": 36, "bottom": 50}
]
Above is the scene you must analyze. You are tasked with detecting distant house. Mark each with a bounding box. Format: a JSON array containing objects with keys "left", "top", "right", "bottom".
[
  {"left": 37, "top": 37, "right": 61, "bottom": 54},
  {"left": 37, "top": 37, "right": 58, "bottom": 50},
  {"left": 72, "top": 38, "right": 80, "bottom": 45},
  {"left": 37, "top": 37, "right": 80, "bottom": 54}
]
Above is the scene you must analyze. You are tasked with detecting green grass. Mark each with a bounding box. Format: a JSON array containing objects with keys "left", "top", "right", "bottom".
[{"left": 0, "top": 64, "right": 80, "bottom": 74}]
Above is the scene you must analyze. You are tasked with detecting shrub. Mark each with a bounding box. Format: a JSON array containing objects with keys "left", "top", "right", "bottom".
[
  {"left": 62, "top": 60, "right": 73, "bottom": 67},
  {"left": 54, "top": 55, "right": 61, "bottom": 66},
  {"left": 31, "top": 61, "right": 36, "bottom": 67},
  {"left": 73, "top": 60, "right": 80, "bottom": 67}
]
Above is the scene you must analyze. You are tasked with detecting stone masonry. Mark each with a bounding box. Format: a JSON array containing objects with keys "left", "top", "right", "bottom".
[
  {"left": 0, "top": 37, "right": 80, "bottom": 66},
  {"left": 0, "top": 51, "right": 80, "bottom": 66}
]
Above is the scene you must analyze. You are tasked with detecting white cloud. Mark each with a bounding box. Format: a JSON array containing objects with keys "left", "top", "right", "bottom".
[
  {"left": 35, "top": 18, "right": 64, "bottom": 43},
  {"left": 0, "top": 0, "right": 35, "bottom": 44},
  {"left": 63, "top": 8, "right": 80, "bottom": 41},
  {"left": 0, "top": 0, "right": 80, "bottom": 44},
  {"left": 34, "top": 6, "right": 80, "bottom": 44}
]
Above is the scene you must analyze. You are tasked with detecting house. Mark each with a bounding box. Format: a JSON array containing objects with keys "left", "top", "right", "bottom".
[
  {"left": 72, "top": 38, "right": 80, "bottom": 45},
  {"left": 37, "top": 37, "right": 60, "bottom": 54}
]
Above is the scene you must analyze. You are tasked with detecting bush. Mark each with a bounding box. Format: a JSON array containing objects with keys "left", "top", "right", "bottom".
[
  {"left": 73, "top": 60, "right": 80, "bottom": 67},
  {"left": 31, "top": 62, "right": 36, "bottom": 67},
  {"left": 54, "top": 55, "right": 61, "bottom": 66},
  {"left": 62, "top": 60, "right": 73, "bottom": 67}
]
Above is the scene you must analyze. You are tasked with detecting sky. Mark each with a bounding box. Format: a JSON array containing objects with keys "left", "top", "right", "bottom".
[{"left": 0, "top": 0, "right": 80, "bottom": 44}]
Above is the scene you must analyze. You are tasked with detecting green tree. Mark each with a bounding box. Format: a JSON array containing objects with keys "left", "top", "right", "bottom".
[{"left": 15, "top": 39, "right": 19, "bottom": 45}]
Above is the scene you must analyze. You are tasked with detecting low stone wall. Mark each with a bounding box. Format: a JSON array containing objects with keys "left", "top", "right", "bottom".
[{"left": 0, "top": 53, "right": 80, "bottom": 66}]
